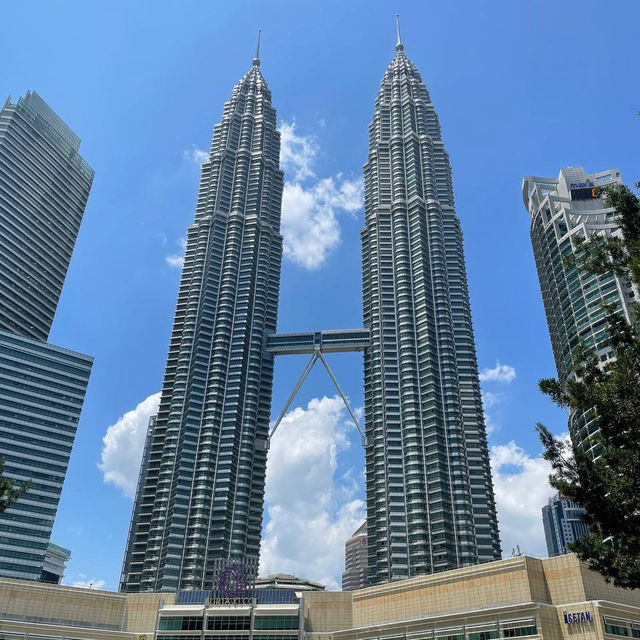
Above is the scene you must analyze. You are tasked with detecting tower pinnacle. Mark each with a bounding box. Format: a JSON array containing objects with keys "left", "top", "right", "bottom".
[
  {"left": 253, "top": 28, "right": 262, "bottom": 66},
  {"left": 395, "top": 14, "right": 404, "bottom": 51}
]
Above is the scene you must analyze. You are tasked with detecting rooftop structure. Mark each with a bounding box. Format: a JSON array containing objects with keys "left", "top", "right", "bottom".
[{"left": 255, "top": 573, "right": 326, "bottom": 591}]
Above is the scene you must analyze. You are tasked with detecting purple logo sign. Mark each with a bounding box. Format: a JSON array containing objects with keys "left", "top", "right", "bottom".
[{"left": 216, "top": 563, "right": 249, "bottom": 598}]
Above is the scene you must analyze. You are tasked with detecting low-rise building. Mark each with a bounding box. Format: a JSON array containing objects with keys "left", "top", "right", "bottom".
[
  {"left": 0, "top": 555, "right": 639, "bottom": 640},
  {"left": 39, "top": 542, "right": 71, "bottom": 584}
]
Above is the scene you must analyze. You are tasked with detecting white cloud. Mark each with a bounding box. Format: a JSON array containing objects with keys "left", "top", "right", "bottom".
[
  {"left": 280, "top": 122, "right": 317, "bottom": 182},
  {"left": 480, "top": 361, "right": 516, "bottom": 384},
  {"left": 70, "top": 578, "right": 107, "bottom": 590},
  {"left": 183, "top": 146, "right": 209, "bottom": 165},
  {"left": 260, "top": 396, "right": 365, "bottom": 588},
  {"left": 165, "top": 254, "right": 184, "bottom": 269},
  {"left": 98, "top": 392, "right": 161, "bottom": 499},
  {"left": 490, "top": 441, "right": 554, "bottom": 557},
  {"left": 181, "top": 124, "right": 364, "bottom": 271},
  {"left": 481, "top": 390, "right": 505, "bottom": 436},
  {"left": 165, "top": 237, "right": 187, "bottom": 269},
  {"left": 282, "top": 177, "right": 363, "bottom": 270},
  {"left": 279, "top": 121, "right": 363, "bottom": 270},
  {"left": 482, "top": 390, "right": 503, "bottom": 410}
]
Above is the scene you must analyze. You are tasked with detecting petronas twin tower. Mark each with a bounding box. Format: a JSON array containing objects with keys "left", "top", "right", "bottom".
[{"left": 121, "top": 24, "right": 500, "bottom": 593}]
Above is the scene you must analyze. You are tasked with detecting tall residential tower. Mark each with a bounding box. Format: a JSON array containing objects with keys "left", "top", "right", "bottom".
[
  {"left": 361, "top": 26, "right": 501, "bottom": 584},
  {"left": 121, "top": 49, "right": 284, "bottom": 592}
]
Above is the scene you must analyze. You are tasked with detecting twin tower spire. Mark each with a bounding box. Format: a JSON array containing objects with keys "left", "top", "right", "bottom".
[
  {"left": 251, "top": 15, "right": 404, "bottom": 67},
  {"left": 120, "top": 18, "right": 500, "bottom": 594}
]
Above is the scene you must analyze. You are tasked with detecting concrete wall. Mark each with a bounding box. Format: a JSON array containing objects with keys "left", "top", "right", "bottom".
[
  {"left": 351, "top": 557, "right": 533, "bottom": 626},
  {"left": 126, "top": 592, "right": 176, "bottom": 633},
  {"left": 303, "top": 591, "right": 352, "bottom": 633},
  {"left": 0, "top": 578, "right": 127, "bottom": 630}
]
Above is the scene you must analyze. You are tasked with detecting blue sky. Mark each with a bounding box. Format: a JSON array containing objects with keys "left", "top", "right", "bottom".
[{"left": 2, "top": 0, "right": 638, "bottom": 589}]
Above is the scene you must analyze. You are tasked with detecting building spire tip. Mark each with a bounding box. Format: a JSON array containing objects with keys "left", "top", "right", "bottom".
[
  {"left": 253, "top": 28, "right": 262, "bottom": 66},
  {"left": 395, "top": 14, "right": 404, "bottom": 51}
]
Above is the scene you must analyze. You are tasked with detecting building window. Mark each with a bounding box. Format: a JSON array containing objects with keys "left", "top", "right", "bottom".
[
  {"left": 503, "top": 626, "right": 537, "bottom": 638},
  {"left": 605, "top": 624, "right": 629, "bottom": 637},
  {"left": 207, "top": 616, "right": 251, "bottom": 631},
  {"left": 469, "top": 631, "right": 499, "bottom": 640},
  {"left": 159, "top": 617, "right": 203, "bottom": 631},
  {"left": 254, "top": 616, "right": 299, "bottom": 630}
]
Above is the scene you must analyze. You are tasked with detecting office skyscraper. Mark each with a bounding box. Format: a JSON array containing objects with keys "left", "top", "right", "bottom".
[
  {"left": 0, "top": 91, "right": 94, "bottom": 341},
  {"left": 121, "top": 50, "right": 284, "bottom": 592},
  {"left": 0, "top": 91, "right": 93, "bottom": 582},
  {"left": 361, "top": 26, "right": 501, "bottom": 584},
  {"left": 542, "top": 493, "right": 587, "bottom": 557},
  {"left": 0, "top": 331, "right": 91, "bottom": 581},
  {"left": 342, "top": 522, "right": 368, "bottom": 591},
  {"left": 522, "top": 168, "right": 634, "bottom": 456}
]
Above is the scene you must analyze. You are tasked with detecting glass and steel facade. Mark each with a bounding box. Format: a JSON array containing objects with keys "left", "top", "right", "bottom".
[
  {"left": 361, "top": 40, "right": 501, "bottom": 583},
  {"left": 542, "top": 493, "right": 587, "bottom": 557},
  {"left": 0, "top": 91, "right": 94, "bottom": 342},
  {"left": 522, "top": 168, "right": 635, "bottom": 456},
  {"left": 0, "top": 90, "right": 93, "bottom": 582},
  {"left": 121, "top": 58, "right": 284, "bottom": 592},
  {"left": 156, "top": 598, "right": 300, "bottom": 640},
  {"left": 0, "top": 330, "right": 92, "bottom": 581}
]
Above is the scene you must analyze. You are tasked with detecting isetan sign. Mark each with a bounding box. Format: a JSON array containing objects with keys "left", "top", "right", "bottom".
[{"left": 563, "top": 612, "right": 592, "bottom": 624}]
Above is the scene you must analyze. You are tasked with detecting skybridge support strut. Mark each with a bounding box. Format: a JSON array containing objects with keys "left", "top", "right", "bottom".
[
  {"left": 316, "top": 351, "right": 366, "bottom": 446},
  {"left": 267, "top": 353, "right": 317, "bottom": 445},
  {"left": 266, "top": 348, "right": 367, "bottom": 449}
]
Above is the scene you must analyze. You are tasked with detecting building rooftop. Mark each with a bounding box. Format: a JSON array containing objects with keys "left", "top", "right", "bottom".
[{"left": 255, "top": 573, "right": 326, "bottom": 591}]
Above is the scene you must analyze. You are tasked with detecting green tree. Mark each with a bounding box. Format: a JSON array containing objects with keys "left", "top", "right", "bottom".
[
  {"left": 537, "top": 182, "right": 640, "bottom": 588},
  {"left": 0, "top": 457, "right": 30, "bottom": 514}
]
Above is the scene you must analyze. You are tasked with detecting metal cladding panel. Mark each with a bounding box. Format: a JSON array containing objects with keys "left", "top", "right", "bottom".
[
  {"left": 177, "top": 590, "right": 212, "bottom": 605},
  {"left": 176, "top": 589, "right": 297, "bottom": 605}
]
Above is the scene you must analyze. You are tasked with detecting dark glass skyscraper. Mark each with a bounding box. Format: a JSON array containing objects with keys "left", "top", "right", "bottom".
[
  {"left": 361, "top": 32, "right": 501, "bottom": 583},
  {"left": 0, "top": 91, "right": 94, "bottom": 341},
  {"left": 0, "top": 91, "right": 93, "bottom": 581},
  {"left": 121, "top": 53, "right": 283, "bottom": 592},
  {"left": 0, "top": 331, "right": 92, "bottom": 581}
]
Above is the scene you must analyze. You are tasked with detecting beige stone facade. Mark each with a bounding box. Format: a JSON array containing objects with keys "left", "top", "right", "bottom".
[
  {"left": 0, "top": 578, "right": 175, "bottom": 640},
  {"left": 1, "top": 556, "right": 639, "bottom": 640},
  {"left": 304, "top": 555, "right": 640, "bottom": 640}
]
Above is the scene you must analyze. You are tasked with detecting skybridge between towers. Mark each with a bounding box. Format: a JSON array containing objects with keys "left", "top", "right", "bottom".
[{"left": 264, "top": 329, "right": 370, "bottom": 450}]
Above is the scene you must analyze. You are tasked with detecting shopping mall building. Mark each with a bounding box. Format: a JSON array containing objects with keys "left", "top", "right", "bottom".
[{"left": 0, "top": 555, "right": 638, "bottom": 640}]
